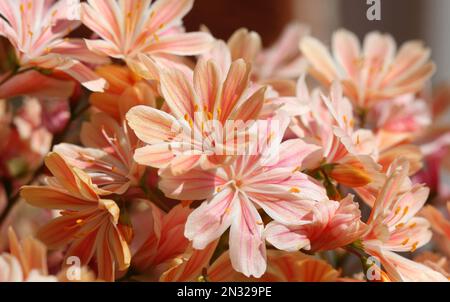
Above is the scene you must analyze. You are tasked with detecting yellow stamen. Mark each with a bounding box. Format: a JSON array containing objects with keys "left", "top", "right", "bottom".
[
  {"left": 395, "top": 223, "right": 405, "bottom": 229},
  {"left": 411, "top": 242, "right": 419, "bottom": 253},
  {"left": 401, "top": 238, "right": 409, "bottom": 246},
  {"left": 290, "top": 187, "right": 301, "bottom": 193}
]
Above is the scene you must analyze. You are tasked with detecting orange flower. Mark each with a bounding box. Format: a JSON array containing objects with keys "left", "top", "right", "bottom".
[
  {"left": 21, "top": 153, "right": 131, "bottom": 281},
  {"left": 90, "top": 65, "right": 157, "bottom": 121}
]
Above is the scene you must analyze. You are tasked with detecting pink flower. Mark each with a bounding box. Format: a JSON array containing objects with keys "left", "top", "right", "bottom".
[
  {"left": 158, "top": 125, "right": 327, "bottom": 277},
  {"left": 81, "top": 0, "right": 213, "bottom": 61},
  {"left": 300, "top": 29, "right": 435, "bottom": 109},
  {"left": 265, "top": 194, "right": 366, "bottom": 252},
  {"left": 126, "top": 58, "right": 270, "bottom": 175},
  {"left": 0, "top": 0, "right": 107, "bottom": 92},
  {"left": 289, "top": 78, "right": 381, "bottom": 189},
  {"left": 362, "top": 159, "right": 447, "bottom": 281}
]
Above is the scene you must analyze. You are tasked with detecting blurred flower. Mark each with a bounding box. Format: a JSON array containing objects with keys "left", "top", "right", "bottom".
[
  {"left": 421, "top": 202, "right": 450, "bottom": 258},
  {"left": 300, "top": 29, "right": 435, "bottom": 109},
  {"left": 0, "top": 228, "right": 57, "bottom": 282},
  {"left": 414, "top": 251, "right": 450, "bottom": 278}
]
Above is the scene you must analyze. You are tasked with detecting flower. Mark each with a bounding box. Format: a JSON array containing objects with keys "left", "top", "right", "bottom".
[
  {"left": 0, "top": 228, "right": 57, "bottom": 282},
  {"left": 89, "top": 64, "right": 157, "bottom": 121},
  {"left": 300, "top": 29, "right": 435, "bottom": 109},
  {"left": 20, "top": 153, "right": 131, "bottom": 281},
  {"left": 414, "top": 86, "right": 450, "bottom": 197},
  {"left": 0, "top": 0, "right": 107, "bottom": 92},
  {"left": 81, "top": 0, "right": 213, "bottom": 61},
  {"left": 158, "top": 124, "right": 327, "bottom": 277},
  {"left": 208, "top": 250, "right": 342, "bottom": 282},
  {"left": 55, "top": 111, "right": 145, "bottom": 195},
  {"left": 289, "top": 78, "right": 381, "bottom": 190},
  {"left": 421, "top": 202, "right": 450, "bottom": 258},
  {"left": 361, "top": 159, "right": 447, "bottom": 281},
  {"left": 126, "top": 58, "right": 271, "bottom": 175},
  {"left": 265, "top": 194, "right": 366, "bottom": 253},
  {"left": 202, "top": 23, "right": 309, "bottom": 96},
  {"left": 132, "top": 202, "right": 192, "bottom": 280},
  {"left": 0, "top": 98, "right": 55, "bottom": 189}
]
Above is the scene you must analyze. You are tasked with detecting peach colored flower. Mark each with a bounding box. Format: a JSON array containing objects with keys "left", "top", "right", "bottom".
[
  {"left": 265, "top": 194, "right": 366, "bottom": 253},
  {"left": 81, "top": 0, "right": 213, "bottom": 61},
  {"left": 127, "top": 58, "right": 270, "bottom": 175},
  {"left": 362, "top": 159, "right": 447, "bottom": 281},
  {"left": 289, "top": 78, "right": 381, "bottom": 189},
  {"left": 0, "top": 0, "right": 107, "bottom": 92},
  {"left": 414, "top": 251, "right": 450, "bottom": 278},
  {"left": 208, "top": 250, "right": 341, "bottom": 282},
  {"left": 421, "top": 202, "right": 450, "bottom": 258},
  {"left": 158, "top": 124, "right": 327, "bottom": 277},
  {"left": 90, "top": 64, "right": 157, "bottom": 121},
  {"left": 159, "top": 241, "right": 218, "bottom": 282},
  {"left": 0, "top": 228, "right": 57, "bottom": 282},
  {"left": 21, "top": 153, "right": 131, "bottom": 281},
  {"left": 203, "top": 23, "right": 309, "bottom": 96},
  {"left": 300, "top": 29, "right": 435, "bottom": 109},
  {"left": 132, "top": 202, "right": 192, "bottom": 280},
  {"left": 55, "top": 111, "right": 145, "bottom": 195}
]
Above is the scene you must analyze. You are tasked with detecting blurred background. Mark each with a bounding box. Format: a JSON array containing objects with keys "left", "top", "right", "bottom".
[{"left": 184, "top": 0, "right": 450, "bottom": 84}]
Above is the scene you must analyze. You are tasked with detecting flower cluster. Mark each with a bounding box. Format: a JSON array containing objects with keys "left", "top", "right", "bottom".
[{"left": 1, "top": 0, "right": 449, "bottom": 282}]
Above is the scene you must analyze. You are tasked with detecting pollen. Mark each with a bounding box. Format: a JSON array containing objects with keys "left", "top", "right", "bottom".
[
  {"left": 395, "top": 223, "right": 405, "bottom": 229},
  {"left": 411, "top": 242, "right": 419, "bottom": 253},
  {"left": 401, "top": 238, "right": 409, "bottom": 246},
  {"left": 290, "top": 187, "right": 301, "bottom": 193},
  {"left": 76, "top": 219, "right": 84, "bottom": 225},
  {"left": 343, "top": 115, "right": 348, "bottom": 125}
]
